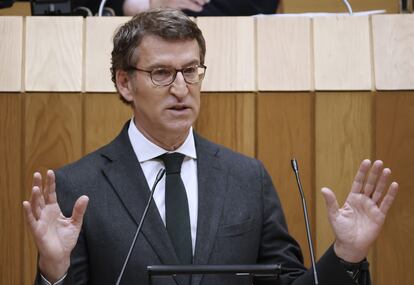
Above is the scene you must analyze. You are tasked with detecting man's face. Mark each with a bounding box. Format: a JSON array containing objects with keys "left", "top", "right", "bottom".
[{"left": 119, "top": 35, "right": 202, "bottom": 148}]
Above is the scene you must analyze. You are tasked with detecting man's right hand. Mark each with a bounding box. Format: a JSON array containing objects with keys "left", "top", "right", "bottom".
[{"left": 23, "top": 170, "right": 89, "bottom": 283}]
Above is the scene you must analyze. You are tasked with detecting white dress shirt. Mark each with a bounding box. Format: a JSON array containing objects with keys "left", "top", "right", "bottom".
[{"left": 128, "top": 118, "right": 199, "bottom": 252}]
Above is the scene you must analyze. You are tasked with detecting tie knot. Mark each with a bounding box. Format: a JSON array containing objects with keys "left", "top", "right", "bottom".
[{"left": 160, "top": 153, "right": 185, "bottom": 174}]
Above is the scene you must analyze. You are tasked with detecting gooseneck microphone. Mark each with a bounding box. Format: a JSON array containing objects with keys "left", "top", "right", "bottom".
[
  {"left": 115, "top": 168, "right": 166, "bottom": 285},
  {"left": 291, "top": 159, "right": 319, "bottom": 285}
]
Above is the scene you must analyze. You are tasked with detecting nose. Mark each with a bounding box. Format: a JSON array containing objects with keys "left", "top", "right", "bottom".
[{"left": 170, "top": 71, "right": 189, "bottom": 98}]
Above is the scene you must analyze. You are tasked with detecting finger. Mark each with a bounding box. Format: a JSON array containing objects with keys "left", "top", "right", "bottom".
[
  {"left": 372, "top": 168, "right": 391, "bottom": 203},
  {"left": 32, "top": 172, "right": 42, "bottom": 189},
  {"left": 321, "top": 187, "right": 340, "bottom": 218},
  {"left": 32, "top": 172, "right": 45, "bottom": 209},
  {"left": 44, "top": 170, "right": 57, "bottom": 204},
  {"left": 363, "top": 160, "right": 383, "bottom": 197},
  {"left": 379, "top": 182, "right": 399, "bottom": 215},
  {"left": 30, "top": 186, "right": 43, "bottom": 220},
  {"left": 351, "top": 159, "right": 371, "bottom": 193},
  {"left": 22, "top": 201, "right": 38, "bottom": 230},
  {"left": 71, "top": 196, "right": 89, "bottom": 227}
]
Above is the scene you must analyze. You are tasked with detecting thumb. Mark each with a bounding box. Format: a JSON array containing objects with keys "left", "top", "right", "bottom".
[
  {"left": 71, "top": 195, "right": 89, "bottom": 226},
  {"left": 321, "top": 187, "right": 340, "bottom": 218}
]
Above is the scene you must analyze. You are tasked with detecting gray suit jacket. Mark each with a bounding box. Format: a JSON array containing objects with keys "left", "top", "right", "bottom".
[{"left": 36, "top": 122, "right": 366, "bottom": 285}]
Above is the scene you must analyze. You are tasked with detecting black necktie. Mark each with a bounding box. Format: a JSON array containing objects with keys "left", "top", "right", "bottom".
[{"left": 160, "top": 153, "right": 192, "bottom": 265}]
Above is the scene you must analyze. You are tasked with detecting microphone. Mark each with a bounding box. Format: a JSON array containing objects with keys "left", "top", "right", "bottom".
[
  {"left": 341, "top": 0, "right": 353, "bottom": 15},
  {"left": 290, "top": 159, "right": 319, "bottom": 285},
  {"left": 115, "top": 168, "right": 166, "bottom": 285}
]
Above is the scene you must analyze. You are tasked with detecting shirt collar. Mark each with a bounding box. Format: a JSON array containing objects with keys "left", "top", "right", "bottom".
[{"left": 128, "top": 118, "right": 197, "bottom": 163}]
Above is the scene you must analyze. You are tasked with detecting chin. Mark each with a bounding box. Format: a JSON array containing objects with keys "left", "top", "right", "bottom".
[{"left": 166, "top": 121, "right": 193, "bottom": 135}]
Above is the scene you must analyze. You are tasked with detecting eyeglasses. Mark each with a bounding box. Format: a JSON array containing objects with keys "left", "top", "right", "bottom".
[{"left": 127, "top": 64, "right": 207, "bottom": 86}]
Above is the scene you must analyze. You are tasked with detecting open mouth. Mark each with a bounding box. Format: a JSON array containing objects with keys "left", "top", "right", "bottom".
[{"left": 169, "top": 105, "right": 189, "bottom": 111}]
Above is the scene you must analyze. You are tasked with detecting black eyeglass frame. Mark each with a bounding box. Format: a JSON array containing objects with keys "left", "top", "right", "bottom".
[{"left": 127, "top": 64, "right": 207, "bottom": 87}]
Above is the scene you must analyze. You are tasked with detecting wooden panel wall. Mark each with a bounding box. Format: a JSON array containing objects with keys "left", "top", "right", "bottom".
[
  {"left": 23, "top": 94, "right": 84, "bottom": 283},
  {"left": 84, "top": 94, "right": 132, "bottom": 153},
  {"left": 376, "top": 92, "right": 414, "bottom": 285},
  {"left": 257, "top": 92, "right": 314, "bottom": 266},
  {"left": 315, "top": 92, "right": 374, "bottom": 256},
  {"left": 372, "top": 15, "right": 414, "bottom": 90},
  {"left": 0, "top": 94, "right": 22, "bottom": 284},
  {"left": 195, "top": 93, "right": 255, "bottom": 157},
  {"left": 85, "top": 17, "right": 131, "bottom": 92},
  {"left": 313, "top": 16, "right": 372, "bottom": 90},
  {"left": 0, "top": 15, "right": 413, "bottom": 285},
  {"left": 0, "top": 17, "right": 23, "bottom": 92},
  {"left": 25, "top": 17, "right": 83, "bottom": 92},
  {"left": 197, "top": 17, "right": 255, "bottom": 92},
  {"left": 256, "top": 17, "right": 312, "bottom": 91}
]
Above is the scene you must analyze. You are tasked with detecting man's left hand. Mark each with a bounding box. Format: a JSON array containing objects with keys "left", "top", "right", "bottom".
[{"left": 321, "top": 159, "right": 399, "bottom": 262}]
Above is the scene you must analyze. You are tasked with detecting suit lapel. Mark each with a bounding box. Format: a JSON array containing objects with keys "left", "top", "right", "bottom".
[
  {"left": 100, "top": 124, "right": 180, "bottom": 268},
  {"left": 100, "top": 126, "right": 229, "bottom": 285},
  {"left": 192, "top": 135, "right": 229, "bottom": 285}
]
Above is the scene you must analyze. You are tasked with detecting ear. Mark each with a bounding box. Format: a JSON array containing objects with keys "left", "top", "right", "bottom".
[{"left": 116, "top": 69, "right": 134, "bottom": 103}]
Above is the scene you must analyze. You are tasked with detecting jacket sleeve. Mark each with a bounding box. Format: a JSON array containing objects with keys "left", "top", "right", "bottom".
[{"left": 254, "top": 162, "right": 371, "bottom": 285}]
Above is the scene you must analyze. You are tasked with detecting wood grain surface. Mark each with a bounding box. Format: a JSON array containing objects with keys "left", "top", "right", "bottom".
[
  {"left": 196, "top": 17, "right": 255, "bottom": 92},
  {"left": 256, "top": 17, "right": 312, "bottom": 91},
  {"left": 257, "top": 92, "right": 314, "bottom": 266},
  {"left": 85, "top": 17, "right": 131, "bottom": 92},
  {"left": 313, "top": 16, "right": 372, "bottom": 90},
  {"left": 0, "top": 17, "right": 23, "bottom": 92},
  {"left": 25, "top": 17, "right": 83, "bottom": 92},
  {"left": 376, "top": 91, "right": 414, "bottom": 285},
  {"left": 84, "top": 93, "right": 132, "bottom": 154},
  {"left": 372, "top": 15, "right": 414, "bottom": 90},
  {"left": 23, "top": 93, "right": 83, "bottom": 284},
  {"left": 315, "top": 92, "right": 373, "bottom": 257},
  {"left": 0, "top": 94, "right": 23, "bottom": 284},
  {"left": 195, "top": 93, "right": 255, "bottom": 157}
]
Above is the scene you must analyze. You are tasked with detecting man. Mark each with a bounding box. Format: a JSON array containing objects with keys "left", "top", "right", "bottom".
[{"left": 23, "top": 8, "right": 398, "bottom": 285}]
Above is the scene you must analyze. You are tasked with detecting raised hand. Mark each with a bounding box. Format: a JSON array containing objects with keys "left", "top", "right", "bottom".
[
  {"left": 23, "top": 170, "right": 89, "bottom": 282},
  {"left": 321, "top": 159, "right": 399, "bottom": 262}
]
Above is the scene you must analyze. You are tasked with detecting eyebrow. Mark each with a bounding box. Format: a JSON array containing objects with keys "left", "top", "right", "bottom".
[{"left": 145, "top": 59, "right": 200, "bottom": 70}]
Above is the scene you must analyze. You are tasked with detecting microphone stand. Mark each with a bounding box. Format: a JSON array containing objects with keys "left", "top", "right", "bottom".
[
  {"left": 291, "top": 159, "right": 319, "bottom": 285},
  {"left": 115, "top": 168, "right": 166, "bottom": 285}
]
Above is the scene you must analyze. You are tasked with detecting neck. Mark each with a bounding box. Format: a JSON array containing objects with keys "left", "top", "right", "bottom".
[{"left": 133, "top": 119, "right": 189, "bottom": 151}]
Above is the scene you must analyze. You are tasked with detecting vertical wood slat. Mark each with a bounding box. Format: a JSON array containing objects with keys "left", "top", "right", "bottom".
[
  {"left": 0, "top": 17, "right": 23, "bottom": 92},
  {"left": 23, "top": 93, "right": 83, "bottom": 284},
  {"left": 372, "top": 15, "right": 414, "bottom": 90},
  {"left": 84, "top": 93, "right": 132, "bottom": 154},
  {"left": 313, "top": 16, "right": 372, "bottom": 91},
  {"left": 25, "top": 17, "right": 83, "bottom": 92},
  {"left": 376, "top": 92, "right": 414, "bottom": 285},
  {"left": 256, "top": 17, "right": 312, "bottom": 91},
  {"left": 195, "top": 93, "right": 255, "bottom": 157},
  {"left": 315, "top": 93, "right": 373, "bottom": 257},
  {"left": 196, "top": 17, "right": 255, "bottom": 92},
  {"left": 257, "top": 92, "right": 313, "bottom": 266},
  {"left": 0, "top": 95, "right": 22, "bottom": 285},
  {"left": 85, "top": 17, "right": 131, "bottom": 92}
]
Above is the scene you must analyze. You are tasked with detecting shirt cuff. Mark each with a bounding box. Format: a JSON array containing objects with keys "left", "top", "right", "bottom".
[{"left": 39, "top": 272, "right": 67, "bottom": 285}]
